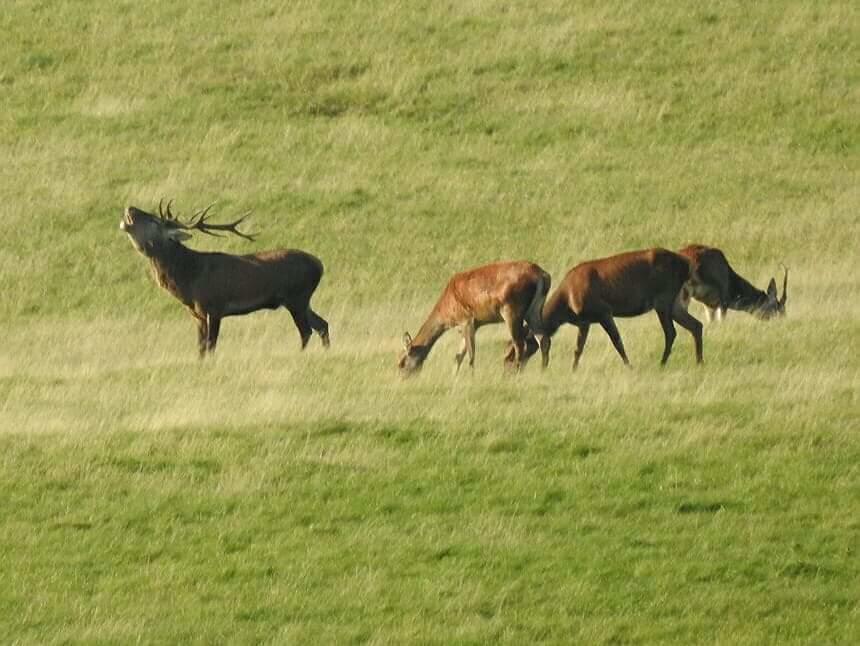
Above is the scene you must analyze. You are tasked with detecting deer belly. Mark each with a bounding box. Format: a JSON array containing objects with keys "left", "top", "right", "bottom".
[
  {"left": 687, "top": 283, "right": 720, "bottom": 307},
  {"left": 222, "top": 297, "right": 282, "bottom": 317}
]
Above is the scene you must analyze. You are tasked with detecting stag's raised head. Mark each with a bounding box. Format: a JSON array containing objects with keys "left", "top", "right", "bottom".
[
  {"left": 120, "top": 202, "right": 190, "bottom": 255},
  {"left": 120, "top": 200, "right": 254, "bottom": 256},
  {"left": 755, "top": 265, "right": 788, "bottom": 320}
]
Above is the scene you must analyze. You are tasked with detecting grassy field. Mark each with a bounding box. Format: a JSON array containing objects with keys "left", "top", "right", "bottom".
[{"left": 1, "top": 1, "right": 858, "bottom": 643}]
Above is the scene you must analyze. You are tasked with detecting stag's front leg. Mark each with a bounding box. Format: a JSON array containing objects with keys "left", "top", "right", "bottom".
[
  {"left": 206, "top": 314, "right": 221, "bottom": 354},
  {"left": 195, "top": 315, "right": 208, "bottom": 358}
]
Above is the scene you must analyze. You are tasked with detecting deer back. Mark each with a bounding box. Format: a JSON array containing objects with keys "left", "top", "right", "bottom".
[{"left": 560, "top": 248, "right": 689, "bottom": 318}]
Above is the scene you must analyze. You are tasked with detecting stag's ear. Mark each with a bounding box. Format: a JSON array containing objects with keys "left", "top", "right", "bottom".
[
  {"left": 766, "top": 278, "right": 778, "bottom": 300},
  {"left": 167, "top": 228, "right": 192, "bottom": 242},
  {"left": 402, "top": 332, "right": 413, "bottom": 351}
]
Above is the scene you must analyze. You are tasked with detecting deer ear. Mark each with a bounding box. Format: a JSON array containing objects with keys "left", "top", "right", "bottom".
[
  {"left": 167, "top": 228, "right": 192, "bottom": 242},
  {"left": 766, "top": 278, "right": 777, "bottom": 299},
  {"left": 402, "top": 332, "right": 413, "bottom": 350}
]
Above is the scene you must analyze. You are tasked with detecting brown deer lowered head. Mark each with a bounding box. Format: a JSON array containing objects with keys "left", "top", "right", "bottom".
[
  {"left": 120, "top": 200, "right": 329, "bottom": 357},
  {"left": 398, "top": 261, "right": 551, "bottom": 377}
]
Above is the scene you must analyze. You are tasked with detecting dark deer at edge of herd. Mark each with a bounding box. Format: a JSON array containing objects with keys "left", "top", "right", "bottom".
[
  {"left": 678, "top": 244, "right": 787, "bottom": 322},
  {"left": 120, "top": 200, "right": 329, "bottom": 357}
]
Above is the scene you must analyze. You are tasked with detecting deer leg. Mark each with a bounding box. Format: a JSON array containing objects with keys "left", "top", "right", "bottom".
[
  {"left": 520, "top": 330, "right": 540, "bottom": 369},
  {"left": 288, "top": 308, "right": 313, "bottom": 350},
  {"left": 307, "top": 308, "right": 330, "bottom": 348},
  {"left": 206, "top": 315, "right": 221, "bottom": 354},
  {"left": 195, "top": 315, "right": 208, "bottom": 358},
  {"left": 504, "top": 324, "right": 538, "bottom": 369},
  {"left": 454, "top": 320, "right": 477, "bottom": 374},
  {"left": 672, "top": 303, "right": 704, "bottom": 364},
  {"left": 539, "top": 334, "right": 552, "bottom": 369},
  {"left": 656, "top": 309, "right": 677, "bottom": 366},
  {"left": 573, "top": 324, "right": 591, "bottom": 370},
  {"left": 454, "top": 336, "right": 468, "bottom": 374},
  {"left": 599, "top": 317, "right": 630, "bottom": 367},
  {"left": 502, "top": 309, "right": 526, "bottom": 372}
]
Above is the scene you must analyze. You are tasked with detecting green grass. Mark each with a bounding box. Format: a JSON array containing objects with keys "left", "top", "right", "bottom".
[{"left": 1, "top": 1, "right": 858, "bottom": 643}]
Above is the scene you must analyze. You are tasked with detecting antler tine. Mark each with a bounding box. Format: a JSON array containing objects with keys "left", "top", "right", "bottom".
[
  {"left": 158, "top": 198, "right": 165, "bottom": 218},
  {"left": 185, "top": 202, "right": 217, "bottom": 227},
  {"left": 165, "top": 199, "right": 175, "bottom": 221},
  {"left": 779, "top": 262, "right": 788, "bottom": 305},
  {"left": 180, "top": 204, "right": 257, "bottom": 242},
  {"left": 202, "top": 211, "right": 257, "bottom": 242}
]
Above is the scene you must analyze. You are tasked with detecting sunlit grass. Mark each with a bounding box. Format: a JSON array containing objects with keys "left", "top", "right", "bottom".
[{"left": 1, "top": 0, "right": 858, "bottom": 642}]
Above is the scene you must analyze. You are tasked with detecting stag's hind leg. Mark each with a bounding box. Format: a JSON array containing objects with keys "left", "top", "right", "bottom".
[
  {"left": 287, "top": 307, "right": 314, "bottom": 350},
  {"left": 307, "top": 308, "right": 330, "bottom": 348}
]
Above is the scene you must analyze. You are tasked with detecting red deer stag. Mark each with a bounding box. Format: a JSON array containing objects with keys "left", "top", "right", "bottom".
[
  {"left": 120, "top": 200, "right": 329, "bottom": 357},
  {"left": 678, "top": 245, "right": 787, "bottom": 322},
  {"left": 512, "top": 248, "right": 703, "bottom": 369},
  {"left": 398, "top": 261, "right": 551, "bottom": 376}
]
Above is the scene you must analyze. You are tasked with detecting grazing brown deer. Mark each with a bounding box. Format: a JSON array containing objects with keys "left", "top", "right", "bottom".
[
  {"left": 120, "top": 200, "right": 329, "bottom": 357},
  {"left": 511, "top": 248, "right": 702, "bottom": 370},
  {"left": 398, "top": 261, "right": 551, "bottom": 376},
  {"left": 678, "top": 245, "right": 787, "bottom": 322}
]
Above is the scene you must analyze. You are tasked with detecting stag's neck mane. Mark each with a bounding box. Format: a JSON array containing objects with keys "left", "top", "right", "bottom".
[{"left": 145, "top": 240, "right": 202, "bottom": 304}]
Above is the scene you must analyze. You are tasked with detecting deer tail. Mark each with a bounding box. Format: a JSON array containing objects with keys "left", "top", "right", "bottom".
[{"left": 526, "top": 271, "right": 551, "bottom": 334}]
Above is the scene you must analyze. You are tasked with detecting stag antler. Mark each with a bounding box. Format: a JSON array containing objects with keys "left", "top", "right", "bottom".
[
  {"left": 158, "top": 198, "right": 178, "bottom": 221},
  {"left": 778, "top": 262, "right": 788, "bottom": 306},
  {"left": 182, "top": 203, "right": 257, "bottom": 241},
  {"left": 155, "top": 199, "right": 257, "bottom": 241}
]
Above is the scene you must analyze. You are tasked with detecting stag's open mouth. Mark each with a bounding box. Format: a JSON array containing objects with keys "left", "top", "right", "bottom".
[{"left": 120, "top": 207, "right": 134, "bottom": 231}]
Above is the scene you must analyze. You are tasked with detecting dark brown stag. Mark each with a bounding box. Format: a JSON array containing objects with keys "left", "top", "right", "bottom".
[
  {"left": 513, "top": 248, "right": 702, "bottom": 369},
  {"left": 120, "top": 200, "right": 329, "bottom": 357},
  {"left": 678, "top": 244, "right": 787, "bottom": 322},
  {"left": 398, "top": 261, "right": 551, "bottom": 376}
]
